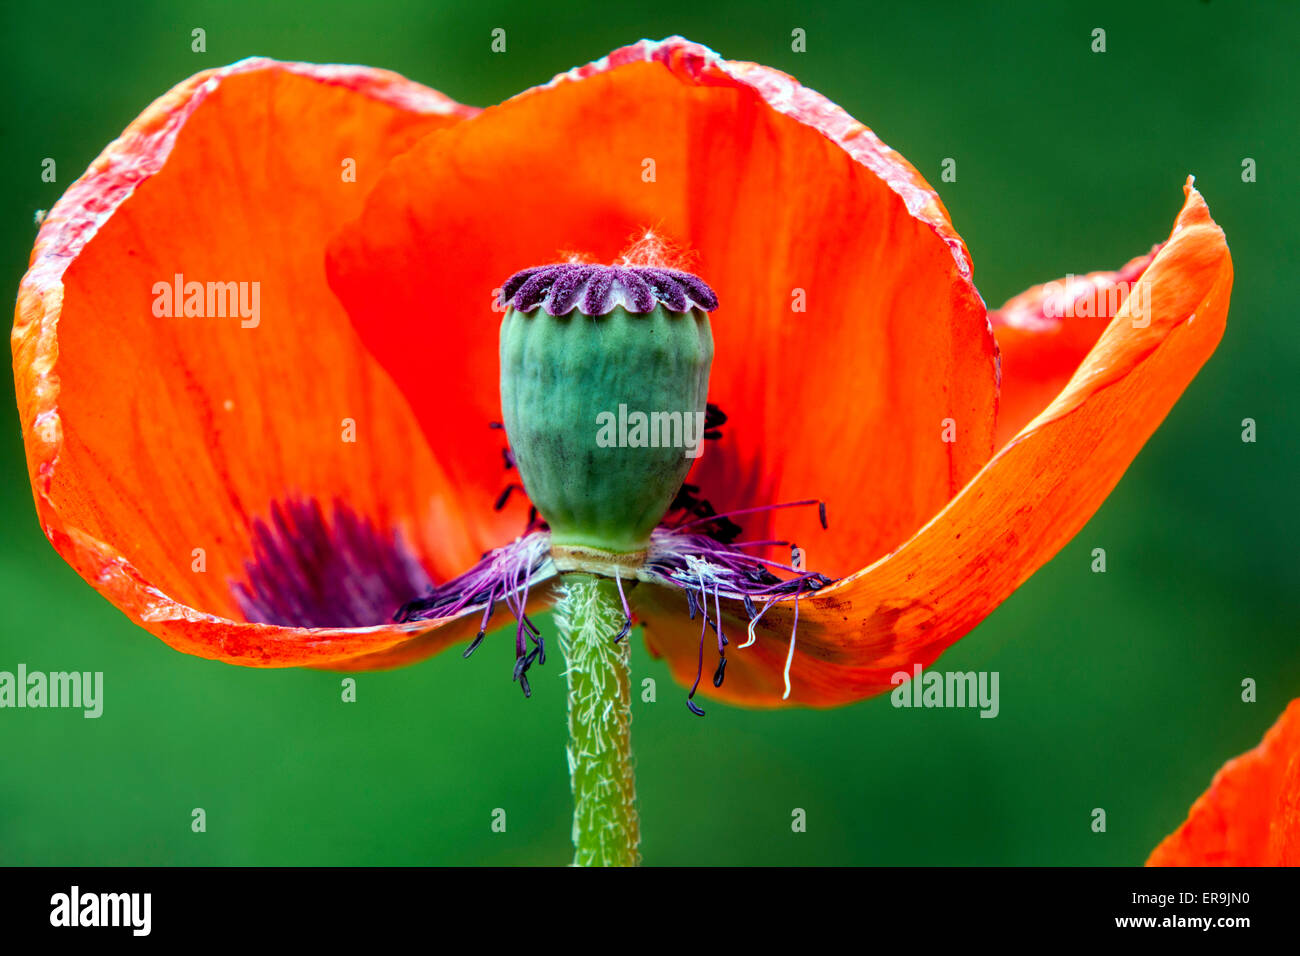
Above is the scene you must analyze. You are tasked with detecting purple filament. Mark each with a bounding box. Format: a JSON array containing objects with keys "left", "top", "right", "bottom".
[
  {"left": 614, "top": 572, "right": 632, "bottom": 643},
  {"left": 395, "top": 532, "right": 551, "bottom": 698},
  {"left": 645, "top": 502, "right": 835, "bottom": 716}
]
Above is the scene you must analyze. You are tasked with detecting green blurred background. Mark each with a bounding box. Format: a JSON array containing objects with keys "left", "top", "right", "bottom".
[{"left": 1, "top": 0, "right": 1296, "bottom": 866}]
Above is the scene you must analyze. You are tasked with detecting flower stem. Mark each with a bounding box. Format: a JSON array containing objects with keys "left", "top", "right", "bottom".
[{"left": 554, "top": 573, "right": 639, "bottom": 866}]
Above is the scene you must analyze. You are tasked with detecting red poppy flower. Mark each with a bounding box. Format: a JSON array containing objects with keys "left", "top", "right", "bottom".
[
  {"left": 1148, "top": 700, "right": 1300, "bottom": 866},
  {"left": 13, "top": 37, "right": 1232, "bottom": 712}
]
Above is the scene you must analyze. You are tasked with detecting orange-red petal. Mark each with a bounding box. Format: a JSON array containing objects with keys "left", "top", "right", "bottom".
[
  {"left": 12, "top": 59, "right": 496, "bottom": 666},
  {"left": 1148, "top": 700, "right": 1300, "bottom": 866},
  {"left": 990, "top": 248, "right": 1158, "bottom": 449},
  {"left": 636, "top": 180, "right": 1231, "bottom": 707},
  {"left": 327, "top": 37, "right": 999, "bottom": 579}
]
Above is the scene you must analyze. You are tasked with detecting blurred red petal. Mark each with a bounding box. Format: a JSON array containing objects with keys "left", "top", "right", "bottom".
[{"left": 1148, "top": 700, "right": 1300, "bottom": 866}]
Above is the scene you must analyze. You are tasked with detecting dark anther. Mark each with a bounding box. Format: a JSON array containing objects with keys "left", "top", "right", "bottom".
[
  {"left": 393, "top": 590, "right": 435, "bottom": 623},
  {"left": 703, "top": 404, "right": 723, "bottom": 440},
  {"left": 685, "top": 588, "right": 699, "bottom": 620},
  {"left": 743, "top": 595, "right": 757, "bottom": 620},
  {"left": 513, "top": 641, "right": 544, "bottom": 698},
  {"left": 522, "top": 505, "right": 547, "bottom": 536},
  {"left": 687, "top": 699, "right": 706, "bottom": 717},
  {"left": 669, "top": 483, "right": 743, "bottom": 543},
  {"left": 615, "top": 618, "right": 632, "bottom": 643},
  {"left": 513, "top": 645, "right": 541, "bottom": 683},
  {"left": 720, "top": 520, "right": 743, "bottom": 542},
  {"left": 494, "top": 483, "right": 520, "bottom": 511},
  {"left": 713, "top": 655, "right": 728, "bottom": 688},
  {"left": 818, "top": 501, "right": 828, "bottom": 530},
  {"left": 463, "top": 631, "right": 486, "bottom": 659},
  {"left": 491, "top": 422, "right": 528, "bottom": 521}
]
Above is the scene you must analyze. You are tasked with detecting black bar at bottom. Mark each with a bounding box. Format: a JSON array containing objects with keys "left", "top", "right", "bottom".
[{"left": 0, "top": 866, "right": 1286, "bottom": 941}]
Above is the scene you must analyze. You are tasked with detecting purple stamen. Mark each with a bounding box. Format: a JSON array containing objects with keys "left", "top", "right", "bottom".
[
  {"left": 685, "top": 588, "right": 699, "bottom": 620},
  {"left": 614, "top": 573, "right": 632, "bottom": 643},
  {"left": 397, "top": 533, "right": 548, "bottom": 624},
  {"left": 669, "top": 482, "right": 743, "bottom": 543},
  {"left": 398, "top": 397, "right": 831, "bottom": 713},
  {"left": 641, "top": 516, "right": 836, "bottom": 710},
  {"left": 489, "top": 422, "right": 548, "bottom": 537},
  {"left": 494, "top": 483, "right": 520, "bottom": 511},
  {"left": 742, "top": 599, "right": 775, "bottom": 649},
  {"left": 713, "top": 582, "right": 726, "bottom": 654},
  {"left": 687, "top": 598, "right": 708, "bottom": 718},
  {"left": 782, "top": 589, "right": 803, "bottom": 700},
  {"left": 474, "top": 590, "right": 497, "bottom": 637},
  {"left": 394, "top": 532, "right": 552, "bottom": 696},
  {"left": 674, "top": 498, "right": 825, "bottom": 532}
]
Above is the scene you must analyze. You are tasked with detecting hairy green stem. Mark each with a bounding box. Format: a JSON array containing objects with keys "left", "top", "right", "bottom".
[{"left": 554, "top": 573, "right": 639, "bottom": 866}]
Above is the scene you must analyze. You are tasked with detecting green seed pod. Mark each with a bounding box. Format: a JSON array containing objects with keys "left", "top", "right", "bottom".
[{"left": 498, "top": 264, "right": 717, "bottom": 555}]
